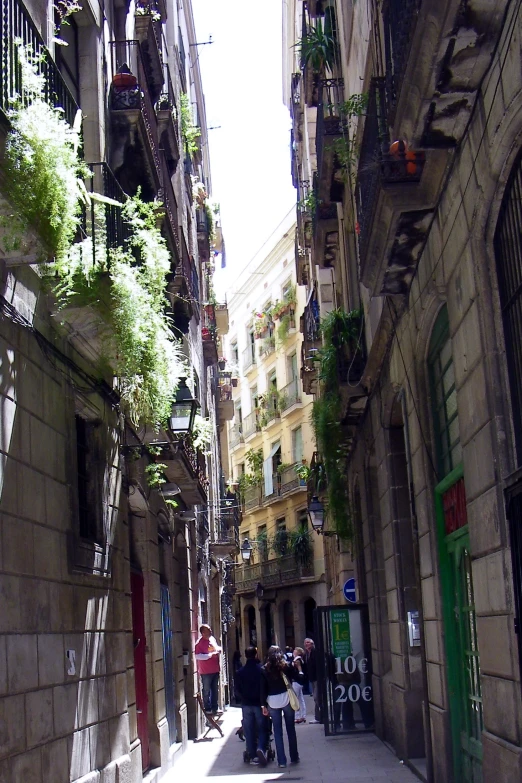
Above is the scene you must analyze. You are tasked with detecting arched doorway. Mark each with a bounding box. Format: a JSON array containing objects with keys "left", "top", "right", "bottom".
[
  {"left": 244, "top": 604, "right": 257, "bottom": 647},
  {"left": 264, "top": 602, "right": 274, "bottom": 650},
  {"left": 283, "top": 600, "right": 295, "bottom": 650},
  {"left": 303, "top": 597, "right": 316, "bottom": 640}
]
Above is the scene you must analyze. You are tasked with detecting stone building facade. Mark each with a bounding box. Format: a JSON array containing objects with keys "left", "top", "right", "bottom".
[
  {"left": 0, "top": 1, "right": 232, "bottom": 782},
  {"left": 222, "top": 214, "right": 327, "bottom": 663},
  {"left": 284, "top": 1, "right": 522, "bottom": 781}
]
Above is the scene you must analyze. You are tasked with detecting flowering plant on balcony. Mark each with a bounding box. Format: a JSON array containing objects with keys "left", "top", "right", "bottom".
[
  {"left": 0, "top": 43, "right": 89, "bottom": 264},
  {"left": 135, "top": 0, "right": 161, "bottom": 22},
  {"left": 180, "top": 93, "right": 201, "bottom": 158}
]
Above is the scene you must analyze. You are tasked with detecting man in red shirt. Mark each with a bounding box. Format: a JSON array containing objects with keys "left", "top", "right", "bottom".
[{"left": 195, "top": 624, "right": 222, "bottom": 714}]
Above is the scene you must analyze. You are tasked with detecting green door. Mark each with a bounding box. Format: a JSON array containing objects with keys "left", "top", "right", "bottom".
[{"left": 436, "top": 470, "right": 483, "bottom": 783}]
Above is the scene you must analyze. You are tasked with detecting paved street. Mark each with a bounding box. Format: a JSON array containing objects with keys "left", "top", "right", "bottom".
[{"left": 162, "top": 697, "right": 420, "bottom": 783}]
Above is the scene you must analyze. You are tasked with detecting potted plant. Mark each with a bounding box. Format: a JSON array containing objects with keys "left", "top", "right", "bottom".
[{"left": 218, "top": 356, "right": 227, "bottom": 370}]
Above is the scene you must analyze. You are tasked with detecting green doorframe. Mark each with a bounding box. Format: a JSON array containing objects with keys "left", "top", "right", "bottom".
[{"left": 434, "top": 464, "right": 483, "bottom": 782}]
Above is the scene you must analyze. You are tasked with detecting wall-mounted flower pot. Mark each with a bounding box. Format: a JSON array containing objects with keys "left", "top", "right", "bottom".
[
  {"left": 218, "top": 360, "right": 226, "bottom": 370},
  {"left": 112, "top": 71, "right": 138, "bottom": 90}
]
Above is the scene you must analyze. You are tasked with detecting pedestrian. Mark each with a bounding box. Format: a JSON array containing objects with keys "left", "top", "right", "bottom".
[
  {"left": 232, "top": 649, "right": 242, "bottom": 706},
  {"left": 292, "top": 647, "right": 307, "bottom": 723},
  {"left": 261, "top": 644, "right": 302, "bottom": 768},
  {"left": 195, "top": 624, "right": 221, "bottom": 715},
  {"left": 284, "top": 645, "right": 294, "bottom": 663},
  {"left": 304, "top": 637, "right": 322, "bottom": 723},
  {"left": 235, "top": 646, "right": 268, "bottom": 766}
]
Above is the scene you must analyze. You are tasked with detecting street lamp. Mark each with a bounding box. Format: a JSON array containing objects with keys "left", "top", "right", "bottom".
[
  {"left": 307, "top": 495, "right": 325, "bottom": 533},
  {"left": 169, "top": 378, "right": 199, "bottom": 434},
  {"left": 240, "top": 538, "right": 253, "bottom": 562}
]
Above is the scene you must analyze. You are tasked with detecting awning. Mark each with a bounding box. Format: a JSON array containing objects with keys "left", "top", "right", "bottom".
[{"left": 263, "top": 441, "right": 281, "bottom": 497}]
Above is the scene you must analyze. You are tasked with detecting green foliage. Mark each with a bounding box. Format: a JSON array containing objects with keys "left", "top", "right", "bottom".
[
  {"left": 180, "top": 93, "right": 201, "bottom": 157},
  {"left": 310, "top": 308, "right": 362, "bottom": 541},
  {"left": 317, "top": 308, "right": 362, "bottom": 386},
  {"left": 204, "top": 202, "right": 215, "bottom": 242},
  {"left": 297, "top": 18, "right": 338, "bottom": 73},
  {"left": 165, "top": 498, "right": 179, "bottom": 509},
  {"left": 276, "top": 462, "right": 292, "bottom": 476},
  {"left": 54, "top": 192, "right": 186, "bottom": 427},
  {"left": 0, "top": 43, "right": 88, "bottom": 263},
  {"left": 271, "top": 527, "right": 290, "bottom": 556},
  {"left": 145, "top": 462, "right": 168, "bottom": 488},
  {"left": 298, "top": 191, "right": 316, "bottom": 213},
  {"left": 193, "top": 414, "right": 213, "bottom": 453},
  {"left": 331, "top": 94, "right": 368, "bottom": 183},
  {"left": 276, "top": 313, "right": 293, "bottom": 345},
  {"left": 294, "top": 462, "right": 311, "bottom": 482},
  {"left": 238, "top": 448, "right": 263, "bottom": 495},
  {"left": 290, "top": 525, "right": 314, "bottom": 568}
]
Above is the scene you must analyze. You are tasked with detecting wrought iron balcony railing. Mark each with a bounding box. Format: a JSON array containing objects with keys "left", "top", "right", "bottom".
[
  {"left": 243, "top": 411, "right": 260, "bottom": 440},
  {"left": 316, "top": 78, "right": 344, "bottom": 198},
  {"left": 229, "top": 423, "right": 244, "bottom": 449},
  {"left": 243, "top": 484, "right": 262, "bottom": 511},
  {"left": 280, "top": 464, "right": 307, "bottom": 495},
  {"left": 0, "top": 0, "right": 79, "bottom": 126},
  {"left": 235, "top": 554, "right": 314, "bottom": 593},
  {"left": 109, "top": 40, "right": 162, "bottom": 186},
  {"left": 382, "top": 0, "right": 422, "bottom": 120},
  {"left": 242, "top": 346, "right": 256, "bottom": 373},
  {"left": 356, "top": 77, "right": 425, "bottom": 270},
  {"left": 301, "top": 291, "right": 321, "bottom": 394},
  {"left": 87, "top": 162, "right": 130, "bottom": 264},
  {"left": 279, "top": 378, "right": 301, "bottom": 411}
]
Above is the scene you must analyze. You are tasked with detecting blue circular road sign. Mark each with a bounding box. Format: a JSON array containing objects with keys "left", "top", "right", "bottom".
[{"left": 343, "top": 577, "right": 357, "bottom": 603}]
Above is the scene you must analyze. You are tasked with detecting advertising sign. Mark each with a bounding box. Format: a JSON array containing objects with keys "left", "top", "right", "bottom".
[{"left": 315, "top": 605, "right": 374, "bottom": 736}]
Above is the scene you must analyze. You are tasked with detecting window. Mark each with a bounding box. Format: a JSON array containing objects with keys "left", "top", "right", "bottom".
[
  {"left": 55, "top": 15, "right": 80, "bottom": 103},
  {"left": 297, "top": 509, "right": 308, "bottom": 530},
  {"left": 251, "top": 385, "right": 259, "bottom": 409},
  {"left": 292, "top": 426, "right": 303, "bottom": 463},
  {"left": 231, "top": 341, "right": 239, "bottom": 366},
  {"left": 258, "top": 524, "right": 268, "bottom": 561},
  {"left": 282, "top": 280, "right": 293, "bottom": 299},
  {"left": 288, "top": 353, "right": 298, "bottom": 381},
  {"left": 428, "top": 306, "right": 461, "bottom": 478},
  {"left": 75, "top": 415, "right": 104, "bottom": 543}
]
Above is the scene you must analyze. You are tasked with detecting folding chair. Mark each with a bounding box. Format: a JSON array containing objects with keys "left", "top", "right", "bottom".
[{"left": 194, "top": 692, "right": 224, "bottom": 741}]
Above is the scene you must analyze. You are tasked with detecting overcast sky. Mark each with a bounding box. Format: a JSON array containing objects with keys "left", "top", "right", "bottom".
[{"left": 192, "top": 0, "right": 296, "bottom": 299}]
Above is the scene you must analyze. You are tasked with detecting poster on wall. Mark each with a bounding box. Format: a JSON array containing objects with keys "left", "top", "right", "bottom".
[{"left": 315, "top": 605, "right": 374, "bottom": 735}]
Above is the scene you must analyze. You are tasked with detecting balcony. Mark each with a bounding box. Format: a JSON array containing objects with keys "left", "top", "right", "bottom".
[
  {"left": 259, "top": 336, "right": 275, "bottom": 359},
  {"left": 215, "top": 303, "right": 229, "bottom": 335},
  {"left": 316, "top": 78, "right": 345, "bottom": 203},
  {"left": 243, "top": 411, "right": 260, "bottom": 440},
  {"left": 300, "top": 293, "right": 321, "bottom": 395},
  {"left": 134, "top": 1, "right": 164, "bottom": 103},
  {"left": 202, "top": 327, "right": 218, "bottom": 365},
  {"left": 243, "top": 485, "right": 263, "bottom": 512},
  {"left": 382, "top": 0, "right": 507, "bottom": 149},
  {"left": 163, "top": 434, "right": 207, "bottom": 505},
  {"left": 356, "top": 77, "right": 437, "bottom": 297},
  {"left": 312, "top": 180, "right": 339, "bottom": 269},
  {"left": 235, "top": 554, "right": 314, "bottom": 594},
  {"left": 229, "top": 423, "right": 244, "bottom": 450},
  {"left": 279, "top": 379, "right": 301, "bottom": 412},
  {"left": 295, "top": 229, "right": 309, "bottom": 287},
  {"left": 0, "top": 0, "right": 79, "bottom": 128},
  {"left": 259, "top": 394, "right": 280, "bottom": 429},
  {"left": 217, "top": 374, "right": 234, "bottom": 422},
  {"left": 167, "top": 240, "right": 196, "bottom": 332},
  {"left": 210, "top": 500, "right": 239, "bottom": 557},
  {"left": 109, "top": 40, "right": 162, "bottom": 199},
  {"left": 196, "top": 207, "right": 211, "bottom": 263},
  {"left": 159, "top": 150, "right": 180, "bottom": 265},
  {"left": 50, "top": 163, "right": 127, "bottom": 363},
  {"left": 280, "top": 464, "right": 307, "bottom": 496},
  {"left": 242, "top": 346, "right": 256, "bottom": 374},
  {"left": 156, "top": 63, "right": 180, "bottom": 166}
]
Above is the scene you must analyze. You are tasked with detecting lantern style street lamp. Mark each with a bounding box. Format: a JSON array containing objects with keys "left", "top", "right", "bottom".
[
  {"left": 169, "top": 378, "right": 199, "bottom": 434},
  {"left": 307, "top": 495, "right": 325, "bottom": 533},
  {"left": 240, "top": 538, "right": 253, "bottom": 562}
]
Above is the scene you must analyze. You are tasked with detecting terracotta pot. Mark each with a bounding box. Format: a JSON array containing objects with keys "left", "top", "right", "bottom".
[{"left": 112, "top": 72, "right": 138, "bottom": 90}]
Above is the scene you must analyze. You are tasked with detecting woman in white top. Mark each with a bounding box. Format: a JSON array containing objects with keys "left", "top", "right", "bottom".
[{"left": 292, "top": 647, "right": 307, "bottom": 723}]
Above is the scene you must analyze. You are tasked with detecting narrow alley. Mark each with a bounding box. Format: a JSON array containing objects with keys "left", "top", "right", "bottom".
[{"left": 163, "top": 699, "right": 420, "bottom": 783}]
